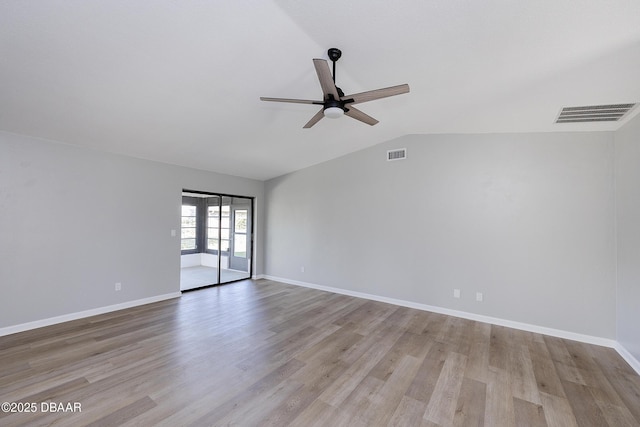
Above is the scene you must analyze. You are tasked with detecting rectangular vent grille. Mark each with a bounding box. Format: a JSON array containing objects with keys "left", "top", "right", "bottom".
[
  {"left": 555, "top": 103, "right": 636, "bottom": 123},
  {"left": 387, "top": 148, "right": 407, "bottom": 161}
]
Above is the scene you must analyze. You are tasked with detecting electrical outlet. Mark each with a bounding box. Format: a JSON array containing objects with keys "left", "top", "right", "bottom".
[
  {"left": 300, "top": 266, "right": 305, "bottom": 273},
  {"left": 115, "top": 282, "right": 122, "bottom": 291},
  {"left": 170, "top": 229, "right": 177, "bottom": 237},
  {"left": 453, "top": 289, "right": 460, "bottom": 298},
  {"left": 476, "top": 292, "right": 483, "bottom": 302}
]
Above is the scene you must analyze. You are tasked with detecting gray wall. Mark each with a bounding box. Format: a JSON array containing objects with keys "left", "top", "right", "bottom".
[
  {"left": 0, "top": 131, "right": 264, "bottom": 328},
  {"left": 4, "top": 122, "right": 636, "bottom": 348},
  {"left": 265, "top": 131, "right": 617, "bottom": 338},
  {"left": 614, "top": 114, "right": 640, "bottom": 360}
]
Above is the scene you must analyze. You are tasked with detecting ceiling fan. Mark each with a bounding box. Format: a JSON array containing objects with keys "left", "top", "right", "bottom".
[{"left": 260, "top": 48, "right": 410, "bottom": 128}]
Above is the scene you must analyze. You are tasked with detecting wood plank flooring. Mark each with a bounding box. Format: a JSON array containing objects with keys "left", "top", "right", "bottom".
[{"left": 1, "top": 279, "right": 639, "bottom": 426}]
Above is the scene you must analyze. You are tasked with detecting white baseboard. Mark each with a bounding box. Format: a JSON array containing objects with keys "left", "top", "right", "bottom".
[
  {"left": 5, "top": 277, "right": 639, "bottom": 377},
  {"left": 262, "top": 275, "right": 618, "bottom": 349},
  {"left": 614, "top": 342, "right": 640, "bottom": 375},
  {"left": 0, "top": 292, "right": 182, "bottom": 337}
]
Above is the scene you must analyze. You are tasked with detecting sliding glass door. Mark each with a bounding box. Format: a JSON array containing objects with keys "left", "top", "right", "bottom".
[{"left": 180, "top": 191, "right": 253, "bottom": 291}]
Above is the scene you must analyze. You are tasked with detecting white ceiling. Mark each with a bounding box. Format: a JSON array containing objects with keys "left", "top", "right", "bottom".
[{"left": 2, "top": 1, "right": 640, "bottom": 181}]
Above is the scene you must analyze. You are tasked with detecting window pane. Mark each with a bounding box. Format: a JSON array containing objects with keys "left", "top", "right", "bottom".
[
  {"left": 221, "top": 239, "right": 229, "bottom": 252},
  {"left": 181, "top": 239, "right": 196, "bottom": 250},
  {"left": 221, "top": 229, "right": 229, "bottom": 240},
  {"left": 181, "top": 217, "right": 196, "bottom": 227},
  {"left": 207, "top": 238, "right": 218, "bottom": 250},
  {"left": 182, "top": 205, "right": 196, "bottom": 216},
  {"left": 207, "top": 227, "right": 218, "bottom": 237},
  {"left": 234, "top": 234, "right": 247, "bottom": 258},
  {"left": 181, "top": 228, "right": 196, "bottom": 238},
  {"left": 208, "top": 206, "right": 219, "bottom": 217},
  {"left": 181, "top": 204, "right": 197, "bottom": 252},
  {"left": 234, "top": 210, "right": 247, "bottom": 233}
]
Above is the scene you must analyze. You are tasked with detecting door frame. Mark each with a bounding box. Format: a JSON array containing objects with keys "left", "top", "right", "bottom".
[{"left": 181, "top": 189, "right": 254, "bottom": 286}]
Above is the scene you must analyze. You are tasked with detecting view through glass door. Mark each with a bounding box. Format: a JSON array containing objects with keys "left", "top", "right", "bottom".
[
  {"left": 180, "top": 191, "right": 253, "bottom": 291},
  {"left": 230, "top": 204, "right": 250, "bottom": 272}
]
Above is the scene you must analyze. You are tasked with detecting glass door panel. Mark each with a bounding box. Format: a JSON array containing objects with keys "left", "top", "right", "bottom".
[
  {"left": 180, "top": 195, "right": 214, "bottom": 290},
  {"left": 202, "top": 195, "right": 220, "bottom": 286},
  {"left": 221, "top": 197, "right": 251, "bottom": 282}
]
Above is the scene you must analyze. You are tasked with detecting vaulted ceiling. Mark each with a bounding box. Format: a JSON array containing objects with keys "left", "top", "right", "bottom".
[{"left": 2, "top": 1, "right": 639, "bottom": 180}]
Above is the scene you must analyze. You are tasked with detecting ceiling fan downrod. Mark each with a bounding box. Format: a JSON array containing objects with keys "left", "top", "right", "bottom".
[
  {"left": 327, "top": 48, "right": 345, "bottom": 97},
  {"left": 327, "top": 48, "right": 341, "bottom": 83}
]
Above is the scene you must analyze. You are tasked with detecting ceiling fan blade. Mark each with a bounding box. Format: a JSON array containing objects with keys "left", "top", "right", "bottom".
[
  {"left": 342, "top": 84, "right": 410, "bottom": 105},
  {"left": 344, "top": 106, "right": 379, "bottom": 126},
  {"left": 260, "top": 97, "right": 323, "bottom": 105},
  {"left": 313, "top": 59, "right": 340, "bottom": 100},
  {"left": 303, "top": 108, "right": 325, "bottom": 128}
]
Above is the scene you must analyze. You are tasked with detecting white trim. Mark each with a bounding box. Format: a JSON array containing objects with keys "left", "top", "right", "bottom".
[
  {"left": 612, "top": 135, "right": 620, "bottom": 355},
  {"left": 262, "top": 275, "right": 617, "bottom": 349},
  {"left": 253, "top": 274, "right": 266, "bottom": 280},
  {"left": 0, "top": 292, "right": 182, "bottom": 337},
  {"left": 614, "top": 343, "right": 640, "bottom": 375}
]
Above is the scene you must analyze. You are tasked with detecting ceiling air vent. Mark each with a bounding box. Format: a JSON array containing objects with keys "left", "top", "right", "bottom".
[
  {"left": 387, "top": 148, "right": 407, "bottom": 161},
  {"left": 555, "top": 103, "right": 636, "bottom": 123}
]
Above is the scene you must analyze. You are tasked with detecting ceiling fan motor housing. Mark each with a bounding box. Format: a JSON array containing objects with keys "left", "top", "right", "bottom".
[
  {"left": 323, "top": 98, "right": 344, "bottom": 118},
  {"left": 324, "top": 99, "right": 342, "bottom": 110}
]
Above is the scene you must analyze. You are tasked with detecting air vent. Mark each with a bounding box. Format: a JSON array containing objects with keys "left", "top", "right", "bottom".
[
  {"left": 555, "top": 103, "right": 637, "bottom": 123},
  {"left": 387, "top": 148, "right": 407, "bottom": 161}
]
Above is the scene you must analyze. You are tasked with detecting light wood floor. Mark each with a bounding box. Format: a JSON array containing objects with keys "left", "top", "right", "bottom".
[{"left": 1, "top": 279, "right": 639, "bottom": 426}]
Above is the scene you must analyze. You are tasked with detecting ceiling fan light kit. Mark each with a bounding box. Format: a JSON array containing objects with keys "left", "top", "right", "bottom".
[
  {"left": 324, "top": 106, "right": 344, "bottom": 119},
  {"left": 260, "top": 48, "right": 410, "bottom": 128}
]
